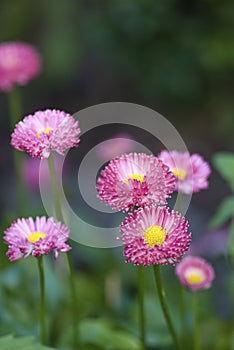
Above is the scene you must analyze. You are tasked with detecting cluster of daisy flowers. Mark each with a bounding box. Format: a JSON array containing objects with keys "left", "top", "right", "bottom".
[
  {"left": 96, "top": 150, "right": 214, "bottom": 289},
  {"left": 0, "top": 41, "right": 81, "bottom": 261},
  {"left": 0, "top": 39, "right": 214, "bottom": 292},
  {"left": 0, "top": 41, "right": 82, "bottom": 261},
  {"left": 4, "top": 108, "right": 81, "bottom": 259},
  {"left": 0, "top": 41, "right": 83, "bottom": 347}
]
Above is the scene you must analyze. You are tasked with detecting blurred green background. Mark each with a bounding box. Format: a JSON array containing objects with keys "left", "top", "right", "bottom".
[{"left": 1, "top": 0, "right": 234, "bottom": 138}]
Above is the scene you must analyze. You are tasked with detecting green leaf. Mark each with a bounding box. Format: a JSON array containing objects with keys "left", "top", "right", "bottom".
[
  {"left": 0, "top": 334, "right": 54, "bottom": 350},
  {"left": 60, "top": 318, "right": 141, "bottom": 349},
  {"left": 212, "top": 153, "right": 234, "bottom": 192},
  {"left": 80, "top": 319, "right": 141, "bottom": 349},
  {"left": 209, "top": 196, "right": 234, "bottom": 228}
]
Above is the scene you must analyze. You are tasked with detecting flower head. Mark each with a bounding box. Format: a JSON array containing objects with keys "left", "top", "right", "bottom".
[
  {"left": 4, "top": 216, "right": 71, "bottom": 261},
  {"left": 119, "top": 205, "right": 191, "bottom": 266},
  {"left": 158, "top": 150, "right": 211, "bottom": 194},
  {"left": 96, "top": 133, "right": 134, "bottom": 160},
  {"left": 0, "top": 42, "right": 41, "bottom": 92},
  {"left": 175, "top": 256, "right": 215, "bottom": 291},
  {"left": 11, "top": 109, "right": 80, "bottom": 159},
  {"left": 96, "top": 153, "right": 175, "bottom": 212}
]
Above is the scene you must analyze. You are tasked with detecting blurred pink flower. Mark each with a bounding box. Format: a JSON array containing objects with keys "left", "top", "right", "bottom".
[
  {"left": 0, "top": 42, "right": 41, "bottom": 92},
  {"left": 4, "top": 216, "right": 71, "bottom": 261},
  {"left": 97, "top": 152, "right": 175, "bottom": 212},
  {"left": 189, "top": 228, "right": 229, "bottom": 257},
  {"left": 96, "top": 134, "right": 134, "bottom": 160},
  {"left": 175, "top": 255, "right": 215, "bottom": 291},
  {"left": 119, "top": 205, "right": 191, "bottom": 266},
  {"left": 11, "top": 109, "right": 80, "bottom": 159},
  {"left": 158, "top": 150, "right": 211, "bottom": 194}
]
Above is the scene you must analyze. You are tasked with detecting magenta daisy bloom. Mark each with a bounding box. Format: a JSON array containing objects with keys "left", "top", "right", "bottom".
[
  {"left": 175, "top": 256, "right": 215, "bottom": 291},
  {"left": 0, "top": 42, "right": 41, "bottom": 92},
  {"left": 158, "top": 150, "right": 211, "bottom": 194},
  {"left": 119, "top": 205, "right": 191, "bottom": 266},
  {"left": 4, "top": 216, "right": 71, "bottom": 261},
  {"left": 11, "top": 109, "right": 80, "bottom": 159},
  {"left": 96, "top": 153, "right": 175, "bottom": 212}
]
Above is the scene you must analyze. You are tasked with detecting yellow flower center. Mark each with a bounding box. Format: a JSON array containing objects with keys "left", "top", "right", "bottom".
[
  {"left": 125, "top": 173, "right": 144, "bottom": 185},
  {"left": 173, "top": 169, "right": 186, "bottom": 180},
  {"left": 186, "top": 273, "right": 203, "bottom": 284},
  {"left": 28, "top": 231, "right": 46, "bottom": 243},
  {"left": 143, "top": 225, "right": 166, "bottom": 248},
  {"left": 37, "top": 127, "right": 53, "bottom": 139}
]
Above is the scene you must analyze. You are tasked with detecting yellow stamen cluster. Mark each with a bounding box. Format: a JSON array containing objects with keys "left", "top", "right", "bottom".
[
  {"left": 143, "top": 225, "right": 166, "bottom": 248},
  {"left": 37, "top": 127, "right": 53, "bottom": 139},
  {"left": 173, "top": 168, "right": 186, "bottom": 180},
  {"left": 125, "top": 173, "right": 144, "bottom": 185},
  {"left": 186, "top": 273, "right": 203, "bottom": 284},
  {"left": 28, "top": 231, "right": 46, "bottom": 243}
]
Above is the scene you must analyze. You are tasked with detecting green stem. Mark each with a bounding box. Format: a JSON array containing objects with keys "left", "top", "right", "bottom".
[
  {"left": 175, "top": 193, "right": 189, "bottom": 349},
  {"left": 175, "top": 191, "right": 181, "bottom": 213},
  {"left": 153, "top": 265, "right": 180, "bottom": 350},
  {"left": 66, "top": 251, "right": 79, "bottom": 349},
  {"left": 8, "top": 86, "right": 22, "bottom": 131},
  {"left": 37, "top": 257, "right": 46, "bottom": 344},
  {"left": 138, "top": 266, "right": 146, "bottom": 350},
  {"left": 47, "top": 154, "right": 63, "bottom": 221},
  {"left": 8, "top": 87, "right": 28, "bottom": 215},
  {"left": 192, "top": 292, "right": 200, "bottom": 350},
  {"left": 48, "top": 154, "right": 79, "bottom": 349},
  {"left": 175, "top": 192, "right": 187, "bottom": 349},
  {"left": 179, "top": 284, "right": 188, "bottom": 347}
]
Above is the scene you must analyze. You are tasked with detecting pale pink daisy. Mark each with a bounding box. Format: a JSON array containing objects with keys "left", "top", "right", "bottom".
[
  {"left": 96, "top": 153, "right": 175, "bottom": 212},
  {"left": 0, "top": 42, "right": 41, "bottom": 92},
  {"left": 119, "top": 205, "right": 191, "bottom": 266},
  {"left": 175, "top": 256, "right": 215, "bottom": 291},
  {"left": 4, "top": 216, "right": 71, "bottom": 261},
  {"left": 96, "top": 133, "right": 134, "bottom": 160},
  {"left": 11, "top": 109, "right": 80, "bottom": 159},
  {"left": 158, "top": 150, "right": 211, "bottom": 194}
]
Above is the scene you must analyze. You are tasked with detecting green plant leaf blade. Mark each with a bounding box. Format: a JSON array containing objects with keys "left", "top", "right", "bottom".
[
  {"left": 212, "top": 153, "right": 234, "bottom": 192},
  {"left": 209, "top": 196, "right": 234, "bottom": 229},
  {"left": 0, "top": 334, "right": 54, "bottom": 350}
]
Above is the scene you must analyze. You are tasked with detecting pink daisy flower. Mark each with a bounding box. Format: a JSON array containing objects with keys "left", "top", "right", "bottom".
[
  {"left": 158, "top": 150, "right": 211, "bottom": 194},
  {"left": 11, "top": 109, "right": 80, "bottom": 159},
  {"left": 175, "top": 256, "right": 215, "bottom": 291},
  {"left": 96, "top": 153, "right": 175, "bottom": 212},
  {"left": 4, "top": 216, "right": 71, "bottom": 261},
  {"left": 0, "top": 42, "right": 41, "bottom": 92},
  {"left": 119, "top": 205, "right": 191, "bottom": 266}
]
